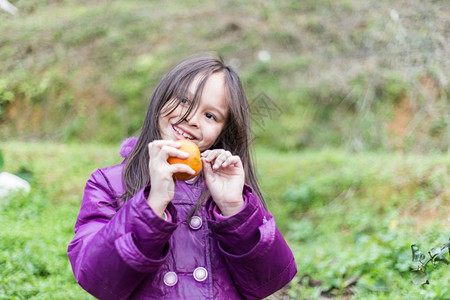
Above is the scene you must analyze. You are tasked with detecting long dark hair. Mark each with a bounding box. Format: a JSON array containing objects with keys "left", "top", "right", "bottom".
[{"left": 121, "top": 54, "right": 267, "bottom": 212}]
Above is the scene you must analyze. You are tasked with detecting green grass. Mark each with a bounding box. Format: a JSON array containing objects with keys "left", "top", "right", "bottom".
[
  {"left": 0, "top": 142, "right": 449, "bottom": 299},
  {"left": 255, "top": 147, "right": 449, "bottom": 298},
  {"left": 0, "top": 142, "right": 119, "bottom": 299}
]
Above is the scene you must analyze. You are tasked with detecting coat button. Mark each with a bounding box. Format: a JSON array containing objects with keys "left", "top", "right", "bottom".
[
  {"left": 163, "top": 271, "right": 178, "bottom": 286},
  {"left": 193, "top": 267, "right": 208, "bottom": 282},
  {"left": 189, "top": 216, "right": 202, "bottom": 230}
]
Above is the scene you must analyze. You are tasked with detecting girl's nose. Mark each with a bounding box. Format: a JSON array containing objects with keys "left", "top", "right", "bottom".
[{"left": 186, "top": 112, "right": 200, "bottom": 127}]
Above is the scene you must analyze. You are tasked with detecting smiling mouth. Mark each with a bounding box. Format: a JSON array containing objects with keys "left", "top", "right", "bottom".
[{"left": 173, "top": 126, "right": 195, "bottom": 140}]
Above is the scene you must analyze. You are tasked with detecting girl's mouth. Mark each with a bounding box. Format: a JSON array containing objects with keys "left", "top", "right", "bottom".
[{"left": 173, "top": 126, "right": 195, "bottom": 140}]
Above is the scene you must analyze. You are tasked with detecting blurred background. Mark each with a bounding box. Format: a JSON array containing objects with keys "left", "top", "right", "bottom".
[
  {"left": 1, "top": 0, "right": 448, "bottom": 152},
  {"left": 0, "top": 0, "right": 449, "bottom": 299}
]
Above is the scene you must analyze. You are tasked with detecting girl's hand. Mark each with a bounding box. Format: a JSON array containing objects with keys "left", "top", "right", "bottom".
[
  {"left": 201, "top": 149, "right": 245, "bottom": 216},
  {"left": 147, "top": 140, "right": 196, "bottom": 217}
]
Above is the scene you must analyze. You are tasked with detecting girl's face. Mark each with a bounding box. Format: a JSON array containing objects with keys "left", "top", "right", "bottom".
[{"left": 158, "top": 72, "right": 229, "bottom": 152}]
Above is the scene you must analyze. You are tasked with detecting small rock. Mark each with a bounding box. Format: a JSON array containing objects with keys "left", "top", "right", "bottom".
[{"left": 0, "top": 172, "right": 31, "bottom": 198}]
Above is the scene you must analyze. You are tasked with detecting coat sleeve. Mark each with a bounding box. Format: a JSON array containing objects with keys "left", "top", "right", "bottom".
[
  {"left": 67, "top": 169, "right": 178, "bottom": 300},
  {"left": 206, "top": 185, "right": 297, "bottom": 300}
]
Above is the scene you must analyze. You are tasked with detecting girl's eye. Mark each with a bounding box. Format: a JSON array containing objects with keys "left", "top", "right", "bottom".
[
  {"left": 180, "top": 98, "right": 190, "bottom": 105},
  {"left": 205, "top": 112, "right": 216, "bottom": 121}
]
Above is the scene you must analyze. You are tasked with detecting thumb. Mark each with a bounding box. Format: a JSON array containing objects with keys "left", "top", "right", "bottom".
[
  {"left": 201, "top": 157, "right": 216, "bottom": 180},
  {"left": 201, "top": 157, "right": 212, "bottom": 173}
]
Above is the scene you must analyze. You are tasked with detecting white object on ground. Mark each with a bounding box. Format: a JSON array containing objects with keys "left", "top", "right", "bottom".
[
  {"left": 0, "top": 172, "right": 31, "bottom": 198},
  {"left": 0, "top": 0, "right": 18, "bottom": 15}
]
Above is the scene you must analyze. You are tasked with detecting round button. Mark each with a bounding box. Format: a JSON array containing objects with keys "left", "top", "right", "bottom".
[
  {"left": 163, "top": 271, "right": 178, "bottom": 286},
  {"left": 193, "top": 267, "right": 208, "bottom": 282},
  {"left": 189, "top": 216, "right": 202, "bottom": 230}
]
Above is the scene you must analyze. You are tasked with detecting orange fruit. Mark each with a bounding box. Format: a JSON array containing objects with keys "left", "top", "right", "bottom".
[{"left": 168, "top": 140, "right": 202, "bottom": 181}]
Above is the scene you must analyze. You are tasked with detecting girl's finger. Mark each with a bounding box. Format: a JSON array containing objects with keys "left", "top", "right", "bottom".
[
  {"left": 161, "top": 145, "right": 190, "bottom": 160},
  {"left": 203, "top": 149, "right": 230, "bottom": 163},
  {"left": 202, "top": 150, "right": 218, "bottom": 162},
  {"left": 221, "top": 155, "right": 241, "bottom": 168},
  {"left": 201, "top": 157, "right": 214, "bottom": 174},
  {"left": 212, "top": 151, "right": 232, "bottom": 169},
  {"left": 148, "top": 140, "right": 181, "bottom": 151},
  {"left": 200, "top": 150, "right": 211, "bottom": 157},
  {"left": 148, "top": 141, "right": 188, "bottom": 160},
  {"left": 168, "top": 163, "right": 196, "bottom": 176}
]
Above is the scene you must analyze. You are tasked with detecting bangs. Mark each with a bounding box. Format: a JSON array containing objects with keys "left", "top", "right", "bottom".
[{"left": 160, "top": 71, "right": 215, "bottom": 125}]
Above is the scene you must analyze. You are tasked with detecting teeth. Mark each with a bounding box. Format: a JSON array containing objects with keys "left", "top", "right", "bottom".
[{"left": 174, "top": 127, "right": 194, "bottom": 139}]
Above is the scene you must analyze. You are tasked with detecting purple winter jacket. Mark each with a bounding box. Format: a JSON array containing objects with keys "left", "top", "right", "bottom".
[{"left": 67, "top": 141, "right": 297, "bottom": 299}]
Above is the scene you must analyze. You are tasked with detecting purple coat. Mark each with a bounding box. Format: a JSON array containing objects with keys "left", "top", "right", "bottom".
[{"left": 67, "top": 142, "right": 297, "bottom": 299}]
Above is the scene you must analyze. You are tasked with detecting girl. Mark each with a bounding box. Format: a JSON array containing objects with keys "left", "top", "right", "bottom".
[{"left": 67, "top": 55, "right": 297, "bottom": 299}]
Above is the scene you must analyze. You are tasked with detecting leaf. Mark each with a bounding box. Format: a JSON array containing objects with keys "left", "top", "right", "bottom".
[
  {"left": 434, "top": 250, "right": 450, "bottom": 265},
  {"left": 410, "top": 269, "right": 429, "bottom": 285},
  {"left": 429, "top": 247, "right": 441, "bottom": 258},
  {"left": 410, "top": 261, "right": 422, "bottom": 271},
  {"left": 411, "top": 244, "right": 425, "bottom": 262}
]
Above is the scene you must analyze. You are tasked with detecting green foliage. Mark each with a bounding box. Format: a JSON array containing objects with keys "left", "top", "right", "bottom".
[
  {"left": 282, "top": 164, "right": 364, "bottom": 211},
  {"left": 0, "top": 142, "right": 120, "bottom": 298},
  {"left": 0, "top": 0, "right": 447, "bottom": 152},
  {"left": 0, "top": 80, "right": 14, "bottom": 118},
  {"left": 410, "top": 240, "right": 450, "bottom": 285},
  {"left": 257, "top": 148, "right": 449, "bottom": 299},
  {"left": 0, "top": 149, "right": 3, "bottom": 172},
  {"left": 107, "top": 53, "right": 170, "bottom": 138},
  {"left": 0, "top": 191, "right": 94, "bottom": 299}
]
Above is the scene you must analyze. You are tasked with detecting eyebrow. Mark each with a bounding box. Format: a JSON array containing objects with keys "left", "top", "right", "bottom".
[{"left": 185, "top": 91, "right": 195, "bottom": 99}]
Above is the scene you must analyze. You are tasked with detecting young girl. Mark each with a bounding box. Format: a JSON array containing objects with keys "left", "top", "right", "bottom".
[{"left": 67, "top": 55, "right": 297, "bottom": 299}]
